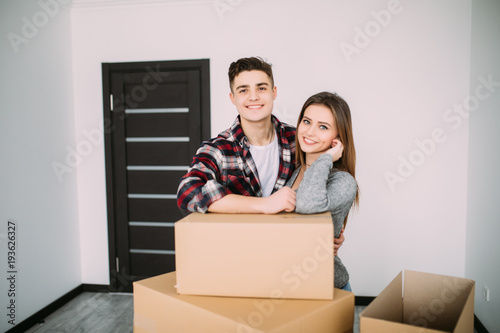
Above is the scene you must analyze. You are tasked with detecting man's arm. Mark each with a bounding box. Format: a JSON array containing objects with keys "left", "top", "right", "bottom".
[
  {"left": 177, "top": 141, "right": 297, "bottom": 214},
  {"left": 208, "top": 187, "right": 296, "bottom": 214},
  {"left": 177, "top": 144, "right": 229, "bottom": 213}
]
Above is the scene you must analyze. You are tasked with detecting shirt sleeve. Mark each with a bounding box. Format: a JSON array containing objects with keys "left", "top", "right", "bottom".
[
  {"left": 295, "top": 153, "right": 357, "bottom": 216},
  {"left": 176, "top": 143, "right": 231, "bottom": 213}
]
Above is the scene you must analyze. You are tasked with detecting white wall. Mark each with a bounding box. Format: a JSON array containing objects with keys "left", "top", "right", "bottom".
[
  {"left": 72, "top": 0, "right": 473, "bottom": 298},
  {"left": 0, "top": 0, "right": 81, "bottom": 331},
  {"left": 466, "top": 0, "right": 500, "bottom": 331},
  {"left": 3, "top": 0, "right": 498, "bottom": 330}
]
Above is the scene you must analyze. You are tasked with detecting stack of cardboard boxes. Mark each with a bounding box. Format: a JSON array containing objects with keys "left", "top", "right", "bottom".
[
  {"left": 133, "top": 212, "right": 355, "bottom": 332},
  {"left": 133, "top": 212, "right": 476, "bottom": 333}
]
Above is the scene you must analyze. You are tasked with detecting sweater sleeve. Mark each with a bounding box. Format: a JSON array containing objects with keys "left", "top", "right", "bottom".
[{"left": 295, "top": 154, "right": 357, "bottom": 218}]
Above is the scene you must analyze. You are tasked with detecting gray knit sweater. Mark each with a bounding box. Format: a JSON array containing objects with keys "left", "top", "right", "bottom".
[{"left": 286, "top": 153, "right": 357, "bottom": 289}]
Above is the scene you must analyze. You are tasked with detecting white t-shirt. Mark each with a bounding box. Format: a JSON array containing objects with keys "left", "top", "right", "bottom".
[{"left": 249, "top": 132, "right": 279, "bottom": 197}]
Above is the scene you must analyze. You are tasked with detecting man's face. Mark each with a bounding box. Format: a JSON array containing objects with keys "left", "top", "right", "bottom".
[{"left": 229, "top": 70, "right": 277, "bottom": 125}]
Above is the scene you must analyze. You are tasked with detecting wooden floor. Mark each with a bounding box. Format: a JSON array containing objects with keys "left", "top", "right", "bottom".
[
  {"left": 25, "top": 292, "right": 134, "bottom": 333},
  {"left": 22, "top": 291, "right": 484, "bottom": 333},
  {"left": 18, "top": 292, "right": 483, "bottom": 332},
  {"left": 24, "top": 291, "right": 365, "bottom": 333}
]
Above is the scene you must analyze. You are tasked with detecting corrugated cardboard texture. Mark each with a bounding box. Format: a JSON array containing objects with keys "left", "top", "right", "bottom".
[
  {"left": 451, "top": 285, "right": 475, "bottom": 333},
  {"left": 403, "top": 270, "right": 475, "bottom": 332},
  {"left": 360, "top": 318, "right": 445, "bottom": 333},
  {"left": 359, "top": 270, "right": 475, "bottom": 333},
  {"left": 360, "top": 271, "right": 403, "bottom": 323},
  {"left": 133, "top": 272, "right": 354, "bottom": 333},
  {"left": 175, "top": 212, "right": 334, "bottom": 300}
]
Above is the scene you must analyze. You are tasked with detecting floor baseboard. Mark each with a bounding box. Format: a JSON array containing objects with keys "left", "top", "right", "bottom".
[
  {"left": 355, "top": 295, "right": 374, "bottom": 306},
  {"left": 5, "top": 285, "right": 83, "bottom": 333},
  {"left": 474, "top": 315, "right": 490, "bottom": 333},
  {"left": 83, "top": 283, "right": 110, "bottom": 293}
]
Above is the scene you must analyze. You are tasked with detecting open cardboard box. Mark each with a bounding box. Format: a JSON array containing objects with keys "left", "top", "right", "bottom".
[
  {"left": 133, "top": 271, "right": 355, "bottom": 333},
  {"left": 360, "top": 270, "right": 475, "bottom": 333},
  {"left": 175, "top": 212, "right": 334, "bottom": 300}
]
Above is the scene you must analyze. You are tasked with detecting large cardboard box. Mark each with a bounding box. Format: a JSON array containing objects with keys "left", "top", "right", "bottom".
[
  {"left": 360, "top": 270, "right": 475, "bottom": 333},
  {"left": 175, "top": 212, "right": 334, "bottom": 300},
  {"left": 133, "top": 271, "right": 354, "bottom": 333}
]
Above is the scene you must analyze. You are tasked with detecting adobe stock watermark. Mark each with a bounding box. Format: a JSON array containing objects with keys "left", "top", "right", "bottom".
[
  {"left": 407, "top": 277, "right": 469, "bottom": 330},
  {"left": 6, "top": 220, "right": 18, "bottom": 327},
  {"left": 385, "top": 74, "right": 499, "bottom": 192},
  {"left": 213, "top": 0, "right": 244, "bottom": 21},
  {"left": 7, "top": 0, "right": 72, "bottom": 54},
  {"left": 339, "top": 0, "right": 405, "bottom": 64},
  {"left": 51, "top": 119, "right": 113, "bottom": 183},
  {"left": 273, "top": 105, "right": 298, "bottom": 126},
  {"left": 51, "top": 65, "right": 169, "bottom": 183},
  {"left": 232, "top": 232, "right": 334, "bottom": 333}
]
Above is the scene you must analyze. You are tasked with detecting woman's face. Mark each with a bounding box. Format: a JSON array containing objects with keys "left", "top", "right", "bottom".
[{"left": 297, "top": 104, "right": 339, "bottom": 158}]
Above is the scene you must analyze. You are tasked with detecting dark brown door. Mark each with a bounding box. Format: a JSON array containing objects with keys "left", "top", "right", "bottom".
[{"left": 102, "top": 59, "right": 210, "bottom": 292}]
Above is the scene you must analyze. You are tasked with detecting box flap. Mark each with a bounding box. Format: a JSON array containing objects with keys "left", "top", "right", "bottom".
[
  {"left": 451, "top": 280, "right": 475, "bottom": 333},
  {"left": 271, "top": 288, "right": 354, "bottom": 333},
  {"left": 360, "top": 316, "right": 447, "bottom": 333},
  {"left": 403, "top": 270, "right": 475, "bottom": 332},
  {"left": 134, "top": 272, "right": 354, "bottom": 333},
  {"left": 134, "top": 274, "right": 255, "bottom": 333},
  {"left": 360, "top": 271, "right": 403, "bottom": 323}
]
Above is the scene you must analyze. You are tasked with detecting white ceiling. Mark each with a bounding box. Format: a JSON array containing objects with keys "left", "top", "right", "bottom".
[{"left": 70, "top": 0, "right": 216, "bottom": 10}]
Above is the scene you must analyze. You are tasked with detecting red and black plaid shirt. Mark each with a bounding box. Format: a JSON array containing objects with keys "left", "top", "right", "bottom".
[{"left": 177, "top": 115, "right": 296, "bottom": 213}]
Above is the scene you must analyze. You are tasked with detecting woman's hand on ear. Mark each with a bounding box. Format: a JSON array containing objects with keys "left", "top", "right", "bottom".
[{"left": 327, "top": 139, "right": 343, "bottom": 162}]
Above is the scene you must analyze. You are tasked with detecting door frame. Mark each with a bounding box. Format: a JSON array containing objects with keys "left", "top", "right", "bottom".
[{"left": 102, "top": 59, "right": 210, "bottom": 292}]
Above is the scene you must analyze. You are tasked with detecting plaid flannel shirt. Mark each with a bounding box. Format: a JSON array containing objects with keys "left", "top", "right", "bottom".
[{"left": 177, "top": 115, "right": 296, "bottom": 213}]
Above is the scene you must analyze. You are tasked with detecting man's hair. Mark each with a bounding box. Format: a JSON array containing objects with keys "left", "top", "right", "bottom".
[{"left": 228, "top": 57, "right": 274, "bottom": 91}]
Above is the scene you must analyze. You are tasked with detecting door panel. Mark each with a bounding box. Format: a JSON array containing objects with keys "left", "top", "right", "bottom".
[
  {"left": 103, "top": 59, "right": 210, "bottom": 292},
  {"left": 129, "top": 225, "right": 176, "bottom": 250},
  {"left": 126, "top": 141, "right": 192, "bottom": 165},
  {"left": 125, "top": 112, "right": 191, "bottom": 137},
  {"left": 130, "top": 253, "right": 176, "bottom": 277},
  {"left": 127, "top": 198, "right": 182, "bottom": 222},
  {"left": 127, "top": 170, "right": 187, "bottom": 194}
]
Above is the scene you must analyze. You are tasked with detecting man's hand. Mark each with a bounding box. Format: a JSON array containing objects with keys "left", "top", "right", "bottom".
[
  {"left": 207, "top": 187, "right": 296, "bottom": 214},
  {"left": 334, "top": 228, "right": 345, "bottom": 256}
]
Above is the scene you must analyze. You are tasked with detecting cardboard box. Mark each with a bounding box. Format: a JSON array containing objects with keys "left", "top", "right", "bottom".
[
  {"left": 133, "top": 271, "right": 354, "bottom": 333},
  {"left": 175, "top": 212, "right": 334, "bottom": 300},
  {"left": 360, "top": 270, "right": 475, "bottom": 333}
]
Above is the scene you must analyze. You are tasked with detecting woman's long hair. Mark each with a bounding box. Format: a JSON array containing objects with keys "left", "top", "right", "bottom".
[{"left": 295, "top": 91, "right": 359, "bottom": 224}]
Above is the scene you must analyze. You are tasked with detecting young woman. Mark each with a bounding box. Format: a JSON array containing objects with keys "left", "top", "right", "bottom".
[{"left": 286, "top": 91, "right": 359, "bottom": 291}]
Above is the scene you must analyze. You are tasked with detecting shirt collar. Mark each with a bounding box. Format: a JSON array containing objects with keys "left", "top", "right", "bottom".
[{"left": 230, "top": 115, "right": 283, "bottom": 148}]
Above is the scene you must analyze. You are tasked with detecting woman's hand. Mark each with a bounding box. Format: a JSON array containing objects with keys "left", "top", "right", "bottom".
[
  {"left": 334, "top": 228, "right": 345, "bottom": 256},
  {"left": 260, "top": 187, "right": 296, "bottom": 214},
  {"left": 326, "top": 138, "right": 343, "bottom": 162}
]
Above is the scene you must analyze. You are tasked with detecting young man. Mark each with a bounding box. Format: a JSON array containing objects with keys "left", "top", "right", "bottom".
[
  {"left": 177, "top": 57, "right": 296, "bottom": 214},
  {"left": 176, "top": 56, "right": 345, "bottom": 252}
]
